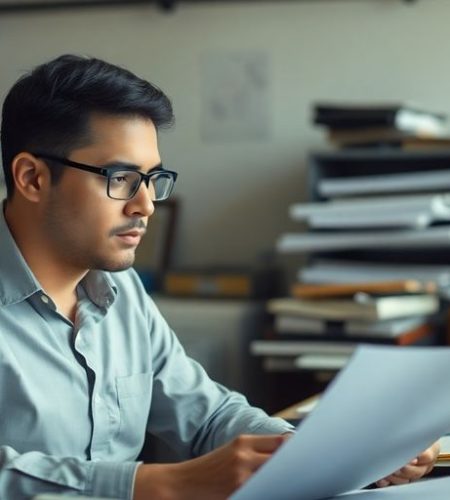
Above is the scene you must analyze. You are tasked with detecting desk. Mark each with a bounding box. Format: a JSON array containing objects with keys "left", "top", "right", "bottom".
[{"left": 273, "top": 394, "right": 320, "bottom": 420}]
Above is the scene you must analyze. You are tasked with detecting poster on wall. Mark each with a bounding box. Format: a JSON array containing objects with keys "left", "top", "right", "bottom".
[{"left": 200, "top": 50, "right": 271, "bottom": 142}]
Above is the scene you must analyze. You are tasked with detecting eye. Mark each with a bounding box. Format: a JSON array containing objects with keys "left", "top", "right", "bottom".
[
  {"left": 110, "top": 172, "right": 133, "bottom": 184},
  {"left": 111, "top": 176, "right": 127, "bottom": 184}
]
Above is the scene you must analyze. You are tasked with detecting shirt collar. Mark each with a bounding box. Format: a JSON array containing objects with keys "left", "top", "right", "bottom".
[
  {"left": 0, "top": 201, "right": 117, "bottom": 308},
  {"left": 0, "top": 202, "right": 42, "bottom": 306},
  {"left": 80, "top": 270, "right": 117, "bottom": 309}
]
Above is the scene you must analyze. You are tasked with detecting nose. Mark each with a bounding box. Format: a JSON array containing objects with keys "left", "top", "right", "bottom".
[{"left": 124, "top": 180, "right": 155, "bottom": 218}]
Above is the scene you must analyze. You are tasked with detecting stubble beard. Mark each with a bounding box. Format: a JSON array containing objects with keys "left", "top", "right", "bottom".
[
  {"left": 95, "top": 248, "right": 136, "bottom": 273},
  {"left": 43, "top": 197, "right": 137, "bottom": 274}
]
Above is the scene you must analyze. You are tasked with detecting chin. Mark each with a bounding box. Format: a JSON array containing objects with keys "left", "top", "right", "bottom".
[
  {"left": 94, "top": 254, "right": 135, "bottom": 273},
  {"left": 103, "top": 262, "right": 134, "bottom": 273}
]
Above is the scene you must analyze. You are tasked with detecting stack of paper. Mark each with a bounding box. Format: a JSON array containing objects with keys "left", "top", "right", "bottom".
[
  {"left": 319, "top": 169, "right": 450, "bottom": 198},
  {"left": 298, "top": 259, "right": 450, "bottom": 287},
  {"left": 289, "top": 192, "right": 450, "bottom": 229},
  {"left": 267, "top": 294, "right": 438, "bottom": 322},
  {"left": 277, "top": 226, "right": 450, "bottom": 253},
  {"left": 232, "top": 345, "right": 450, "bottom": 500}
]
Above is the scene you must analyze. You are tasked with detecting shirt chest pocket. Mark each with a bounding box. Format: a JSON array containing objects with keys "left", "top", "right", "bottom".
[{"left": 115, "top": 371, "right": 153, "bottom": 451}]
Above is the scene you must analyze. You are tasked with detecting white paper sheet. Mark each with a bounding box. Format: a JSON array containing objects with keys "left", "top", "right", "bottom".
[
  {"left": 330, "top": 476, "right": 450, "bottom": 499},
  {"left": 232, "top": 345, "right": 450, "bottom": 500}
]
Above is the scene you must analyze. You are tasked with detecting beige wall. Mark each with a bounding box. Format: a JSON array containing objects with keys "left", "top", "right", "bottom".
[{"left": 0, "top": 0, "right": 449, "bottom": 267}]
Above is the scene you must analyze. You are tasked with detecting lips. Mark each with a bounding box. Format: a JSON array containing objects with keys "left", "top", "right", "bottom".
[{"left": 116, "top": 230, "right": 144, "bottom": 246}]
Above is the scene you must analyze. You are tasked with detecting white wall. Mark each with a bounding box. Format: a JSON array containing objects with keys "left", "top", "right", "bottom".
[{"left": 1, "top": 0, "right": 450, "bottom": 267}]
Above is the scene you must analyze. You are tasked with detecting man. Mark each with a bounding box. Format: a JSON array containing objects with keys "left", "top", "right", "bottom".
[{"left": 0, "top": 55, "right": 439, "bottom": 499}]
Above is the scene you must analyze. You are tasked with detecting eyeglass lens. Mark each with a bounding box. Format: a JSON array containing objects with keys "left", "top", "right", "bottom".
[{"left": 108, "top": 171, "right": 174, "bottom": 201}]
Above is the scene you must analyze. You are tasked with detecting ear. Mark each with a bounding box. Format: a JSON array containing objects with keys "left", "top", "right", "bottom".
[{"left": 10, "top": 153, "right": 51, "bottom": 203}]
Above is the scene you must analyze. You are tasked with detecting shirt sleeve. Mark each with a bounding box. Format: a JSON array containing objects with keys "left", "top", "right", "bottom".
[
  {"left": 0, "top": 445, "right": 139, "bottom": 499},
  {"left": 145, "top": 297, "right": 294, "bottom": 458}
]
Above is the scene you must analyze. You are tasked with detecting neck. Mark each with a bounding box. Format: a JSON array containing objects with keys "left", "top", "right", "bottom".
[{"left": 4, "top": 200, "right": 88, "bottom": 311}]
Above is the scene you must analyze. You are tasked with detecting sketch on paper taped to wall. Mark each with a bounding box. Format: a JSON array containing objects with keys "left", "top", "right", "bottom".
[{"left": 200, "top": 50, "right": 271, "bottom": 142}]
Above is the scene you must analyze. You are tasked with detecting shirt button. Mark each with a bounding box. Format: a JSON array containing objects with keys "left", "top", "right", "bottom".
[{"left": 41, "top": 294, "right": 49, "bottom": 304}]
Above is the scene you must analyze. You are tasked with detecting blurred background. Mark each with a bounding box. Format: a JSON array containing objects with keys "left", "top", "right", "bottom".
[
  {"left": 2, "top": 0, "right": 450, "bottom": 413},
  {"left": 2, "top": 0, "right": 449, "bottom": 267}
]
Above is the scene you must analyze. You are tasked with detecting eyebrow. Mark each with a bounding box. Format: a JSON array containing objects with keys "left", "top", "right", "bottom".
[{"left": 102, "top": 161, "right": 163, "bottom": 174}]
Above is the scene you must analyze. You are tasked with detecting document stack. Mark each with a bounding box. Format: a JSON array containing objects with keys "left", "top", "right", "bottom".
[
  {"left": 277, "top": 150, "right": 450, "bottom": 278},
  {"left": 313, "top": 102, "right": 449, "bottom": 149},
  {"left": 252, "top": 280, "right": 441, "bottom": 371},
  {"left": 264, "top": 105, "right": 450, "bottom": 377},
  {"left": 234, "top": 346, "right": 450, "bottom": 500},
  {"left": 277, "top": 129, "right": 450, "bottom": 281}
]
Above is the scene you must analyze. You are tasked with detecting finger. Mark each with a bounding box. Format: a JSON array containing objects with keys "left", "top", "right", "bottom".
[
  {"left": 248, "top": 451, "right": 280, "bottom": 472},
  {"left": 416, "top": 443, "right": 440, "bottom": 465},
  {"left": 376, "top": 467, "right": 417, "bottom": 488},
  {"left": 425, "top": 461, "right": 436, "bottom": 474},
  {"left": 387, "top": 475, "right": 411, "bottom": 486},
  {"left": 393, "top": 464, "right": 428, "bottom": 481},
  {"left": 242, "top": 435, "right": 286, "bottom": 453}
]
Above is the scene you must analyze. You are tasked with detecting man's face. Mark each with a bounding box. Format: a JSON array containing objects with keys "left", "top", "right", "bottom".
[{"left": 42, "top": 114, "right": 161, "bottom": 273}]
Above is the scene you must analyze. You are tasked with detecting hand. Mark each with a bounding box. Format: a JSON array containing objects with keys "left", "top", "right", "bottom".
[
  {"left": 134, "top": 434, "right": 288, "bottom": 500},
  {"left": 376, "top": 440, "right": 440, "bottom": 487}
]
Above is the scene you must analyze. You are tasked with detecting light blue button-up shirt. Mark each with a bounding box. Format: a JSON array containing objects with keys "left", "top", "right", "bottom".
[{"left": 0, "top": 206, "right": 291, "bottom": 500}]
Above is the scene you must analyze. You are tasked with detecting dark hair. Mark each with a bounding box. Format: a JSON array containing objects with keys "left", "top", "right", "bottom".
[{"left": 1, "top": 54, "right": 174, "bottom": 198}]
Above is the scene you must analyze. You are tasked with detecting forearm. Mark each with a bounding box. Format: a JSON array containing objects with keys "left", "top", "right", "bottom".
[
  {"left": 134, "top": 463, "right": 179, "bottom": 500},
  {"left": 134, "top": 433, "right": 287, "bottom": 500},
  {"left": 0, "top": 445, "right": 138, "bottom": 499},
  {"left": 190, "top": 393, "right": 294, "bottom": 456}
]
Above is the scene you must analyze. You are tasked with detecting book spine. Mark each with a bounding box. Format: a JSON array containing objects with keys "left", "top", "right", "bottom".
[{"left": 164, "top": 274, "right": 251, "bottom": 297}]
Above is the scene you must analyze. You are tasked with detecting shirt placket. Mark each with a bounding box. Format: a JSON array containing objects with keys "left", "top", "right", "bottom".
[{"left": 74, "top": 303, "right": 116, "bottom": 460}]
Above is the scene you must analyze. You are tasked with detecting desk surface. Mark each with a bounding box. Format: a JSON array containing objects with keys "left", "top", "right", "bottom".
[{"left": 273, "top": 394, "right": 320, "bottom": 420}]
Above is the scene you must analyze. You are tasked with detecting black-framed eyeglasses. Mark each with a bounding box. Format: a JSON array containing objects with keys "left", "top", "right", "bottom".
[{"left": 32, "top": 152, "right": 178, "bottom": 201}]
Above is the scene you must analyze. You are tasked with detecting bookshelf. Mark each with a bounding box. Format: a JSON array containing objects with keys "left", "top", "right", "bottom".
[
  {"left": 252, "top": 147, "right": 450, "bottom": 413},
  {"left": 304, "top": 148, "right": 450, "bottom": 264}
]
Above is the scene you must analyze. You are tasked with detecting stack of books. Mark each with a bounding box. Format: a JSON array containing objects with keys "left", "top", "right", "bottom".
[
  {"left": 251, "top": 280, "right": 441, "bottom": 371},
  {"left": 313, "top": 102, "right": 449, "bottom": 149},
  {"left": 263, "top": 104, "right": 450, "bottom": 377}
]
